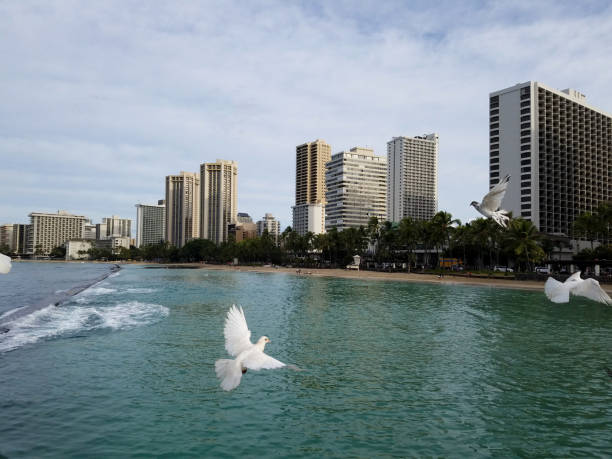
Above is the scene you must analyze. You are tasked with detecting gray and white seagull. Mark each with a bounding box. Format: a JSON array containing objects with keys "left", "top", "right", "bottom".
[{"left": 470, "top": 174, "right": 511, "bottom": 227}]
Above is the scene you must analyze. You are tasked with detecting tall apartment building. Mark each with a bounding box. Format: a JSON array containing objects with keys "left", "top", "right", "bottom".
[
  {"left": 387, "top": 134, "right": 439, "bottom": 221},
  {"left": 27, "top": 210, "right": 86, "bottom": 255},
  {"left": 256, "top": 213, "right": 281, "bottom": 244},
  {"left": 165, "top": 171, "right": 200, "bottom": 248},
  {"left": 97, "top": 215, "right": 132, "bottom": 240},
  {"left": 325, "top": 147, "right": 387, "bottom": 231},
  {"left": 489, "top": 81, "right": 611, "bottom": 237},
  {"left": 135, "top": 201, "right": 166, "bottom": 247},
  {"left": 200, "top": 160, "right": 238, "bottom": 244},
  {"left": 12, "top": 224, "right": 30, "bottom": 254},
  {"left": 293, "top": 139, "right": 331, "bottom": 235},
  {"left": 0, "top": 224, "right": 13, "bottom": 250}
]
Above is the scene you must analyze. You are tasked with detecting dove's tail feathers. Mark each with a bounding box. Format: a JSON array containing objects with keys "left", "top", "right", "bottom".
[
  {"left": 215, "top": 358, "right": 243, "bottom": 391},
  {"left": 545, "top": 277, "right": 570, "bottom": 303}
]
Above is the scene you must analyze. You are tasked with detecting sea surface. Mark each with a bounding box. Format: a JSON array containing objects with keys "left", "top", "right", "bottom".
[{"left": 1, "top": 262, "right": 611, "bottom": 457}]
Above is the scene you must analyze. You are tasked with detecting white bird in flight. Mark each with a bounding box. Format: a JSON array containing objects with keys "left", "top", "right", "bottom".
[
  {"left": 0, "top": 253, "right": 11, "bottom": 274},
  {"left": 545, "top": 271, "right": 612, "bottom": 305},
  {"left": 470, "top": 174, "right": 511, "bottom": 227},
  {"left": 215, "top": 305, "right": 285, "bottom": 391}
]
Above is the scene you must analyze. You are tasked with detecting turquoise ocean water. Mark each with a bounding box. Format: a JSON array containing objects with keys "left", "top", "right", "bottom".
[{"left": 1, "top": 262, "right": 611, "bottom": 457}]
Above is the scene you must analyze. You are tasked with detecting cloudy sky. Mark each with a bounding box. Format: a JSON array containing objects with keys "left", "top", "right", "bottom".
[{"left": 1, "top": 0, "right": 611, "bottom": 230}]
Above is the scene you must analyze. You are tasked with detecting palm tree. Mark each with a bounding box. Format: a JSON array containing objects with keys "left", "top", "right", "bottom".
[
  {"left": 504, "top": 218, "right": 544, "bottom": 271},
  {"left": 430, "top": 211, "right": 460, "bottom": 267}
]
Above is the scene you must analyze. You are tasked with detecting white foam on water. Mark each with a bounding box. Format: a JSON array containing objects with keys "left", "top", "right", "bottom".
[
  {"left": 107, "top": 271, "right": 121, "bottom": 279},
  {"left": 85, "top": 287, "right": 117, "bottom": 296},
  {"left": 125, "top": 288, "right": 157, "bottom": 294},
  {"left": 0, "top": 306, "right": 26, "bottom": 319},
  {"left": 0, "top": 301, "right": 169, "bottom": 353}
]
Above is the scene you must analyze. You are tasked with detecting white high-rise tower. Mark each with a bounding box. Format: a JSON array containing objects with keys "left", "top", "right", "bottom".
[{"left": 387, "top": 134, "right": 438, "bottom": 222}]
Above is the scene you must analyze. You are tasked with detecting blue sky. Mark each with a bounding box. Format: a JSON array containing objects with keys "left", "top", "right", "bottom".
[{"left": 1, "top": 0, "right": 611, "bottom": 230}]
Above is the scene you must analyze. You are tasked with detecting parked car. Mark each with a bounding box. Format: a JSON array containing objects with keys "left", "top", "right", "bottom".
[
  {"left": 493, "top": 266, "right": 514, "bottom": 273},
  {"left": 535, "top": 266, "right": 550, "bottom": 274}
]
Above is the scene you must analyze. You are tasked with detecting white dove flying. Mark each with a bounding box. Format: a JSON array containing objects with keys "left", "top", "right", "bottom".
[
  {"left": 545, "top": 271, "right": 612, "bottom": 305},
  {"left": 0, "top": 253, "right": 12, "bottom": 274},
  {"left": 215, "top": 305, "right": 285, "bottom": 391},
  {"left": 470, "top": 174, "right": 511, "bottom": 227}
]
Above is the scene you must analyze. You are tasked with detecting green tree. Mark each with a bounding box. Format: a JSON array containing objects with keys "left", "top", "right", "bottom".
[
  {"left": 49, "top": 246, "right": 66, "bottom": 259},
  {"left": 504, "top": 218, "right": 544, "bottom": 271},
  {"left": 573, "top": 212, "right": 602, "bottom": 249}
]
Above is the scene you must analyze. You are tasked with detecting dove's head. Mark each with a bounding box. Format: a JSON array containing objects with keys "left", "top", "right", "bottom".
[{"left": 257, "top": 336, "right": 271, "bottom": 348}]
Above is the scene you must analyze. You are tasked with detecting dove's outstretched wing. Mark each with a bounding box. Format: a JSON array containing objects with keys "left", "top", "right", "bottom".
[
  {"left": 481, "top": 174, "right": 510, "bottom": 212},
  {"left": 545, "top": 277, "right": 570, "bottom": 303},
  {"left": 224, "top": 305, "right": 252, "bottom": 356},
  {"left": 0, "top": 253, "right": 11, "bottom": 274},
  {"left": 571, "top": 278, "right": 612, "bottom": 305},
  {"left": 243, "top": 351, "right": 285, "bottom": 371}
]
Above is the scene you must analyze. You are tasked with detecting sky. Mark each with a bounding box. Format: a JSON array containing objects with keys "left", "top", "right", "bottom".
[{"left": 1, "top": 0, "right": 611, "bottom": 231}]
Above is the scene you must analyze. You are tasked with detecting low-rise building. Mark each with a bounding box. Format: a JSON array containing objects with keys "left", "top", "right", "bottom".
[{"left": 256, "top": 213, "right": 281, "bottom": 244}]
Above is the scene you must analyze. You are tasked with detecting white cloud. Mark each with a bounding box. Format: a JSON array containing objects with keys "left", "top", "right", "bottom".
[{"left": 1, "top": 0, "right": 610, "bottom": 229}]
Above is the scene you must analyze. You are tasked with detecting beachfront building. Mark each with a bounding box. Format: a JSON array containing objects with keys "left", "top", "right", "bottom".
[
  {"left": 0, "top": 224, "right": 14, "bottom": 250},
  {"left": 387, "top": 134, "right": 438, "bottom": 222},
  {"left": 12, "top": 224, "right": 30, "bottom": 254},
  {"left": 65, "top": 239, "right": 94, "bottom": 260},
  {"left": 200, "top": 159, "right": 238, "bottom": 245},
  {"left": 293, "top": 139, "right": 331, "bottom": 235},
  {"left": 292, "top": 203, "right": 325, "bottom": 235},
  {"left": 325, "top": 147, "right": 387, "bottom": 231},
  {"left": 165, "top": 171, "right": 201, "bottom": 248},
  {"left": 27, "top": 210, "right": 87, "bottom": 255},
  {"left": 256, "top": 213, "right": 281, "bottom": 244},
  {"left": 83, "top": 220, "right": 96, "bottom": 240},
  {"left": 96, "top": 215, "right": 131, "bottom": 240},
  {"left": 135, "top": 201, "right": 166, "bottom": 247},
  {"left": 489, "top": 81, "right": 611, "bottom": 240}
]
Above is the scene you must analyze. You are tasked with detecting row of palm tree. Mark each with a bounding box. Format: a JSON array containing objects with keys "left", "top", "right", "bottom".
[{"left": 75, "top": 202, "right": 611, "bottom": 271}]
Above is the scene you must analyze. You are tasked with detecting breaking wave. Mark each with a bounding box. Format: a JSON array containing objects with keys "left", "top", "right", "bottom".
[{"left": 0, "top": 301, "right": 169, "bottom": 353}]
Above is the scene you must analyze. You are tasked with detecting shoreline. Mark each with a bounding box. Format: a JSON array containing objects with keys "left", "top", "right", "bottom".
[{"left": 13, "top": 259, "right": 612, "bottom": 294}]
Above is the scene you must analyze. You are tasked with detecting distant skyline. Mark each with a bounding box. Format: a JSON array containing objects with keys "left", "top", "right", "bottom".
[{"left": 1, "top": 1, "right": 611, "bottom": 229}]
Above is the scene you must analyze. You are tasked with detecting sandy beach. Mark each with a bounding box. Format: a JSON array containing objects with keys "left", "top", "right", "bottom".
[{"left": 161, "top": 263, "right": 596, "bottom": 293}]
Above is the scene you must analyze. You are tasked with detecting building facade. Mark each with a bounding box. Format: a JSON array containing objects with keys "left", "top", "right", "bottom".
[
  {"left": 97, "top": 215, "right": 131, "bottom": 240},
  {"left": 292, "top": 203, "right": 325, "bottom": 236},
  {"left": 200, "top": 160, "right": 238, "bottom": 244},
  {"left": 165, "top": 171, "right": 201, "bottom": 248},
  {"left": 27, "top": 211, "right": 86, "bottom": 255},
  {"left": 228, "top": 222, "right": 257, "bottom": 242},
  {"left": 293, "top": 139, "right": 331, "bottom": 234},
  {"left": 256, "top": 213, "right": 281, "bottom": 244},
  {"left": 0, "top": 224, "right": 13, "bottom": 250},
  {"left": 135, "top": 202, "right": 166, "bottom": 247},
  {"left": 12, "top": 224, "right": 30, "bottom": 254},
  {"left": 387, "top": 134, "right": 439, "bottom": 222},
  {"left": 325, "top": 147, "right": 387, "bottom": 231},
  {"left": 489, "top": 81, "right": 611, "bottom": 237}
]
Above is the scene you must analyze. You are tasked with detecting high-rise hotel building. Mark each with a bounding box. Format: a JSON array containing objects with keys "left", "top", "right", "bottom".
[
  {"left": 325, "top": 147, "right": 387, "bottom": 231},
  {"left": 200, "top": 159, "right": 238, "bottom": 244},
  {"left": 27, "top": 210, "right": 86, "bottom": 255},
  {"left": 387, "top": 134, "right": 439, "bottom": 222},
  {"left": 489, "top": 81, "right": 611, "bottom": 237},
  {"left": 135, "top": 201, "right": 166, "bottom": 247},
  {"left": 293, "top": 139, "right": 331, "bottom": 235},
  {"left": 165, "top": 172, "right": 200, "bottom": 248}
]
